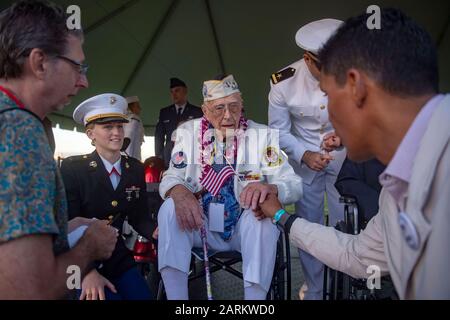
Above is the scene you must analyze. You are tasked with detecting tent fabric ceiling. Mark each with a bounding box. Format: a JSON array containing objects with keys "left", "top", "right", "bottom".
[{"left": 1, "top": 0, "right": 449, "bottom": 134}]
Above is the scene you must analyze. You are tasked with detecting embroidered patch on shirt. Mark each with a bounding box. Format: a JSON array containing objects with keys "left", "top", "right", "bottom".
[
  {"left": 238, "top": 170, "right": 262, "bottom": 181},
  {"left": 264, "top": 146, "right": 283, "bottom": 167},
  {"left": 171, "top": 151, "right": 187, "bottom": 169}
]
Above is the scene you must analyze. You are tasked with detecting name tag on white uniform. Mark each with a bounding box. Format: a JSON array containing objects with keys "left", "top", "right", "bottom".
[{"left": 209, "top": 202, "right": 225, "bottom": 232}]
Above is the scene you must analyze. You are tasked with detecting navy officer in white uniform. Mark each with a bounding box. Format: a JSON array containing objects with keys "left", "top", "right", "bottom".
[
  {"left": 268, "top": 19, "right": 346, "bottom": 300},
  {"left": 123, "top": 96, "right": 145, "bottom": 160},
  {"left": 157, "top": 75, "right": 302, "bottom": 300}
]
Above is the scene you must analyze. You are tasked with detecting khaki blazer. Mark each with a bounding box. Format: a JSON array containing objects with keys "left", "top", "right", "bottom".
[{"left": 289, "top": 95, "right": 450, "bottom": 299}]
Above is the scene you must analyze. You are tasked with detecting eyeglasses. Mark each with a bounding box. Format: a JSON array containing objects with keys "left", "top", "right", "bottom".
[
  {"left": 306, "top": 52, "right": 322, "bottom": 71},
  {"left": 208, "top": 102, "right": 242, "bottom": 116},
  {"left": 57, "top": 55, "right": 89, "bottom": 75}
]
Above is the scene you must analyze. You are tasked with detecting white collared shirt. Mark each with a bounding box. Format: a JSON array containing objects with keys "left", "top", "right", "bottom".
[
  {"left": 379, "top": 94, "right": 444, "bottom": 211},
  {"left": 99, "top": 155, "right": 122, "bottom": 190},
  {"left": 175, "top": 103, "right": 187, "bottom": 115}
]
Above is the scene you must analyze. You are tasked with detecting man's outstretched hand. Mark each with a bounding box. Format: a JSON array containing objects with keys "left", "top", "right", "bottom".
[
  {"left": 259, "top": 193, "right": 283, "bottom": 219},
  {"left": 240, "top": 182, "right": 278, "bottom": 211}
]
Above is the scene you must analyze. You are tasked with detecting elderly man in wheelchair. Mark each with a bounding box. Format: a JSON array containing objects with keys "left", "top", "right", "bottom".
[{"left": 157, "top": 74, "right": 302, "bottom": 300}]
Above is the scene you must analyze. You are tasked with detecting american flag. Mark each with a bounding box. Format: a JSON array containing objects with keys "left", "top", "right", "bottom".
[{"left": 200, "top": 164, "right": 235, "bottom": 196}]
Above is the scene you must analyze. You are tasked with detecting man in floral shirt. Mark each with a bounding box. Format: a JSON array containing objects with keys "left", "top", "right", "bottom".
[{"left": 0, "top": 0, "right": 117, "bottom": 299}]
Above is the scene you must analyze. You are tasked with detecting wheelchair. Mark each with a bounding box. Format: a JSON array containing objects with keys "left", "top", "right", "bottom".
[
  {"left": 154, "top": 222, "right": 292, "bottom": 300},
  {"left": 141, "top": 170, "right": 292, "bottom": 300},
  {"left": 187, "top": 224, "right": 292, "bottom": 300},
  {"left": 323, "top": 196, "right": 367, "bottom": 300},
  {"left": 323, "top": 196, "right": 397, "bottom": 300}
]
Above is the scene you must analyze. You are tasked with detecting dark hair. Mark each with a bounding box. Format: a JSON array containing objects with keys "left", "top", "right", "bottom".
[
  {"left": 0, "top": 0, "right": 84, "bottom": 79},
  {"left": 213, "top": 74, "right": 227, "bottom": 81},
  {"left": 319, "top": 8, "right": 438, "bottom": 96},
  {"left": 170, "top": 77, "right": 187, "bottom": 88}
]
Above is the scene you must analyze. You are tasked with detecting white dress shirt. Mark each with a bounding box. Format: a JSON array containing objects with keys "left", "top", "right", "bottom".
[
  {"left": 175, "top": 103, "right": 186, "bottom": 115},
  {"left": 99, "top": 155, "right": 122, "bottom": 190}
]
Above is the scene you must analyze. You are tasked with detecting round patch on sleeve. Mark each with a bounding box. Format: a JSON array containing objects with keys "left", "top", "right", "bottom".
[
  {"left": 264, "top": 146, "right": 283, "bottom": 167},
  {"left": 171, "top": 151, "right": 187, "bottom": 169}
]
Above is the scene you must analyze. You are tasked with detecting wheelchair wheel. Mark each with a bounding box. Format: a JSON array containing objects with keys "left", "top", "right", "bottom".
[
  {"left": 267, "top": 234, "right": 285, "bottom": 300},
  {"left": 325, "top": 267, "right": 352, "bottom": 300}
]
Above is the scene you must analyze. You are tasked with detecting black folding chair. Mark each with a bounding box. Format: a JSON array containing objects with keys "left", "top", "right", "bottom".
[{"left": 156, "top": 225, "right": 292, "bottom": 300}]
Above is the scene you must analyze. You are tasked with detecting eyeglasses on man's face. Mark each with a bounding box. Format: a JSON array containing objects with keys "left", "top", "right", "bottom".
[
  {"left": 209, "top": 101, "right": 242, "bottom": 116},
  {"left": 57, "top": 55, "right": 89, "bottom": 75},
  {"left": 306, "top": 52, "right": 322, "bottom": 71}
]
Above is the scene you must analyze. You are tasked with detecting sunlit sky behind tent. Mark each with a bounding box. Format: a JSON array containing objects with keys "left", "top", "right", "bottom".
[{"left": 53, "top": 125, "right": 155, "bottom": 160}]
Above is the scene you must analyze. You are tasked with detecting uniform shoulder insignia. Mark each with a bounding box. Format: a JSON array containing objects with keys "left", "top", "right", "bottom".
[
  {"left": 65, "top": 154, "right": 89, "bottom": 162},
  {"left": 123, "top": 155, "right": 142, "bottom": 166},
  {"left": 271, "top": 67, "right": 296, "bottom": 85},
  {"left": 125, "top": 155, "right": 137, "bottom": 163}
]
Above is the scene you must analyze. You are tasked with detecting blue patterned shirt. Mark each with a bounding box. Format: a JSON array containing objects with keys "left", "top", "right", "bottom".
[
  {"left": 201, "top": 148, "right": 241, "bottom": 241},
  {"left": 0, "top": 88, "right": 69, "bottom": 255}
]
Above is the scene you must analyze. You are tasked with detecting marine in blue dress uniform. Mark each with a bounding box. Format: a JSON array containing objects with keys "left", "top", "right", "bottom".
[{"left": 61, "top": 93, "right": 155, "bottom": 300}]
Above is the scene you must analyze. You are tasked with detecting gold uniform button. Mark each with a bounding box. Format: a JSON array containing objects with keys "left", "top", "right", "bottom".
[
  {"left": 320, "top": 105, "right": 326, "bottom": 110},
  {"left": 111, "top": 200, "right": 118, "bottom": 207}
]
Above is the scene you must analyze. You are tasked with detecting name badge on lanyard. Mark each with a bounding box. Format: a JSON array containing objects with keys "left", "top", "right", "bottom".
[{"left": 209, "top": 201, "right": 225, "bottom": 233}]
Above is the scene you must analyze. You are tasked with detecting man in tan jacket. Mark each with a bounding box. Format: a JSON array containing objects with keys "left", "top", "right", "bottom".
[{"left": 260, "top": 8, "right": 450, "bottom": 299}]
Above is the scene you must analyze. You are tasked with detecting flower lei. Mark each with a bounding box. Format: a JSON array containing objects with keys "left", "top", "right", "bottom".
[{"left": 199, "top": 116, "right": 248, "bottom": 182}]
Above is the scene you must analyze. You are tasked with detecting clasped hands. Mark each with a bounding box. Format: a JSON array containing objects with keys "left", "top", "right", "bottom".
[
  {"left": 170, "top": 182, "right": 279, "bottom": 231},
  {"left": 302, "top": 132, "right": 342, "bottom": 171},
  {"left": 240, "top": 189, "right": 284, "bottom": 222},
  {"left": 321, "top": 132, "right": 342, "bottom": 152}
]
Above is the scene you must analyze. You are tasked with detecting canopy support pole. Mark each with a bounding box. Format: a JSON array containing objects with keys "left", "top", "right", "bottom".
[
  {"left": 204, "top": 0, "right": 226, "bottom": 75},
  {"left": 121, "top": 0, "right": 180, "bottom": 95}
]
